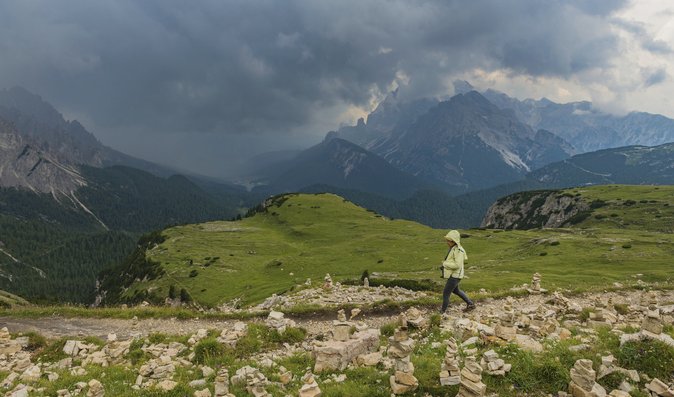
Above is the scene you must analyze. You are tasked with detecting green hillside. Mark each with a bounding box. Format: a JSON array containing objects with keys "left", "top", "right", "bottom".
[
  {"left": 0, "top": 289, "right": 29, "bottom": 308},
  {"left": 105, "top": 188, "right": 674, "bottom": 308},
  {"left": 0, "top": 165, "right": 249, "bottom": 303},
  {"left": 567, "top": 185, "right": 674, "bottom": 232}
]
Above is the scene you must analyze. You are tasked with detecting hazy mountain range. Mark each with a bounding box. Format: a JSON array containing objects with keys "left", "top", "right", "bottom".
[{"left": 2, "top": 84, "right": 674, "bottom": 303}]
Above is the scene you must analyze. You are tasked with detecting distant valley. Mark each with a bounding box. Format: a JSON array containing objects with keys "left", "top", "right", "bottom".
[{"left": 2, "top": 84, "right": 674, "bottom": 305}]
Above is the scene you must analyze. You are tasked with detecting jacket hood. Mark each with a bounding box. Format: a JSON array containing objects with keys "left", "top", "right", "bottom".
[{"left": 444, "top": 230, "right": 461, "bottom": 244}]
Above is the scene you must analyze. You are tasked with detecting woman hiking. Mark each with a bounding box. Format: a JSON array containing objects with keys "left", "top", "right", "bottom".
[{"left": 440, "top": 230, "right": 475, "bottom": 314}]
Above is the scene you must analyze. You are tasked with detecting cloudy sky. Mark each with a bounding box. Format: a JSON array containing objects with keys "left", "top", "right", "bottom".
[{"left": 0, "top": 0, "right": 672, "bottom": 178}]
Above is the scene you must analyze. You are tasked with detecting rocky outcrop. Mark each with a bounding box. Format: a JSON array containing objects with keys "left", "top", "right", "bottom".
[
  {"left": 481, "top": 190, "right": 589, "bottom": 229},
  {"left": 0, "top": 118, "right": 87, "bottom": 195}
]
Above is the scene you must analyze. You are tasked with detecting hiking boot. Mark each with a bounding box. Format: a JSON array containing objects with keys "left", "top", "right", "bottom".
[{"left": 463, "top": 304, "right": 476, "bottom": 313}]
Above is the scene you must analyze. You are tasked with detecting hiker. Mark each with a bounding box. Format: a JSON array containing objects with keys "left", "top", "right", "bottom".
[{"left": 440, "top": 230, "right": 475, "bottom": 313}]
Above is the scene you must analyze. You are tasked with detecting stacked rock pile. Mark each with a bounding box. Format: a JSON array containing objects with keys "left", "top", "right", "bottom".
[
  {"left": 439, "top": 337, "right": 461, "bottom": 386},
  {"left": 298, "top": 371, "right": 322, "bottom": 397},
  {"left": 480, "top": 349, "right": 511, "bottom": 376},
  {"left": 388, "top": 325, "right": 418, "bottom": 395},
  {"left": 457, "top": 356, "right": 486, "bottom": 397},
  {"left": 568, "top": 359, "right": 607, "bottom": 397}
]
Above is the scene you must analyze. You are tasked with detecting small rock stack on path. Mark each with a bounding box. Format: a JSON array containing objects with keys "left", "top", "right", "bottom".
[
  {"left": 298, "top": 371, "right": 322, "bottom": 397},
  {"left": 265, "top": 311, "right": 296, "bottom": 334},
  {"left": 528, "top": 272, "right": 546, "bottom": 294},
  {"left": 217, "top": 321, "right": 247, "bottom": 348},
  {"left": 481, "top": 349, "right": 511, "bottom": 376},
  {"left": 214, "top": 368, "right": 235, "bottom": 397},
  {"left": 388, "top": 324, "right": 419, "bottom": 395},
  {"left": 332, "top": 309, "right": 351, "bottom": 342},
  {"left": 323, "top": 273, "right": 333, "bottom": 289},
  {"left": 457, "top": 356, "right": 486, "bottom": 397},
  {"left": 530, "top": 305, "right": 557, "bottom": 337},
  {"left": 568, "top": 359, "right": 607, "bottom": 397},
  {"left": 495, "top": 299, "right": 517, "bottom": 342},
  {"left": 231, "top": 366, "right": 270, "bottom": 397},
  {"left": 641, "top": 297, "right": 664, "bottom": 335},
  {"left": 439, "top": 337, "right": 461, "bottom": 386},
  {"left": 404, "top": 307, "right": 428, "bottom": 329},
  {"left": 313, "top": 312, "right": 380, "bottom": 373}
]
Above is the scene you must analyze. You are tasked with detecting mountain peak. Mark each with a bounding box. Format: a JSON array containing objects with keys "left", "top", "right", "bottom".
[
  {"left": 452, "top": 80, "right": 476, "bottom": 95},
  {"left": 0, "top": 86, "right": 66, "bottom": 127}
]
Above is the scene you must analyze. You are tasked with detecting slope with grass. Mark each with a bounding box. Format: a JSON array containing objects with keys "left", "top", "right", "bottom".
[
  {"left": 483, "top": 185, "right": 674, "bottom": 232},
  {"left": 0, "top": 289, "right": 29, "bottom": 308},
  {"left": 101, "top": 188, "right": 674, "bottom": 308}
]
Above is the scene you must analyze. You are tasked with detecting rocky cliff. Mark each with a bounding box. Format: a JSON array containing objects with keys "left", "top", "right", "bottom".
[
  {"left": 0, "top": 118, "right": 86, "bottom": 195},
  {"left": 481, "top": 190, "right": 590, "bottom": 229}
]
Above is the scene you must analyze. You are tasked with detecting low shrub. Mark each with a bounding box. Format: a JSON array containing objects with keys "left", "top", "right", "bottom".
[
  {"left": 23, "top": 331, "right": 46, "bottom": 352},
  {"left": 380, "top": 322, "right": 397, "bottom": 337},
  {"left": 34, "top": 338, "right": 68, "bottom": 363},
  {"left": 617, "top": 339, "right": 674, "bottom": 380},
  {"left": 598, "top": 371, "right": 627, "bottom": 391},
  {"left": 193, "top": 337, "right": 227, "bottom": 364},
  {"left": 126, "top": 338, "right": 148, "bottom": 365},
  {"left": 614, "top": 304, "right": 629, "bottom": 315}
]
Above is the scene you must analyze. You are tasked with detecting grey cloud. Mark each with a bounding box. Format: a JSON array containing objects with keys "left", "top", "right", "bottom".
[
  {"left": 642, "top": 67, "right": 668, "bottom": 87},
  {"left": 0, "top": 0, "right": 651, "bottom": 176},
  {"left": 611, "top": 18, "right": 673, "bottom": 55}
]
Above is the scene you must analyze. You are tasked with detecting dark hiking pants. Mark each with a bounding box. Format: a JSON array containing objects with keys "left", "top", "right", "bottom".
[{"left": 441, "top": 276, "right": 473, "bottom": 313}]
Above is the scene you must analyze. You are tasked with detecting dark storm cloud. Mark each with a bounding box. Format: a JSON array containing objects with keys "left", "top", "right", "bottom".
[{"left": 0, "top": 0, "right": 637, "bottom": 137}]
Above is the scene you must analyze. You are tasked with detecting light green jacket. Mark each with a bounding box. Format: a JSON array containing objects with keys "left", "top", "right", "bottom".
[
  {"left": 442, "top": 245, "right": 467, "bottom": 279},
  {"left": 442, "top": 230, "right": 468, "bottom": 279}
]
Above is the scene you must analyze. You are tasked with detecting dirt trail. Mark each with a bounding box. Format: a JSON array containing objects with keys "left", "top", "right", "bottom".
[
  {"left": 0, "top": 313, "right": 398, "bottom": 340},
  {"left": 2, "top": 288, "right": 672, "bottom": 340}
]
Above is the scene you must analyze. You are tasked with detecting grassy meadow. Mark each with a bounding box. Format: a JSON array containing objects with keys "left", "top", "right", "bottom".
[{"left": 118, "top": 185, "right": 674, "bottom": 308}]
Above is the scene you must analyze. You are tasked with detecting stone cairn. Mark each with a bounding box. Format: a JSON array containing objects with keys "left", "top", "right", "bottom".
[
  {"left": 298, "top": 371, "right": 322, "bottom": 397},
  {"left": 587, "top": 299, "right": 614, "bottom": 329},
  {"left": 457, "top": 356, "right": 487, "bottom": 397},
  {"left": 568, "top": 359, "right": 606, "bottom": 397},
  {"left": 363, "top": 277, "right": 369, "bottom": 288},
  {"left": 333, "top": 309, "right": 352, "bottom": 342},
  {"left": 439, "top": 337, "right": 461, "bottom": 386},
  {"left": 388, "top": 321, "right": 418, "bottom": 395},
  {"left": 481, "top": 349, "right": 511, "bottom": 376},
  {"left": 528, "top": 272, "right": 547, "bottom": 294},
  {"left": 213, "top": 368, "right": 232, "bottom": 397},
  {"left": 495, "top": 299, "right": 517, "bottom": 342},
  {"left": 642, "top": 295, "right": 663, "bottom": 335},
  {"left": 323, "top": 273, "right": 333, "bottom": 289},
  {"left": 217, "top": 321, "right": 248, "bottom": 348},
  {"left": 405, "top": 307, "right": 428, "bottom": 329},
  {"left": 265, "top": 311, "right": 295, "bottom": 334},
  {"left": 231, "top": 366, "right": 270, "bottom": 397},
  {"left": 530, "top": 305, "right": 558, "bottom": 337}
]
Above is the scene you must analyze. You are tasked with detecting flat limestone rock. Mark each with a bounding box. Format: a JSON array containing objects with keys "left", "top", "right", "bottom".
[{"left": 514, "top": 334, "right": 543, "bottom": 353}]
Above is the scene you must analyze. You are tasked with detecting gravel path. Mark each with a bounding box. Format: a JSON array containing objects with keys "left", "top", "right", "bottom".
[
  {"left": 2, "top": 289, "right": 672, "bottom": 340},
  {"left": 0, "top": 314, "right": 400, "bottom": 340}
]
